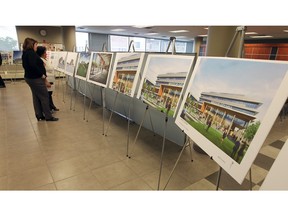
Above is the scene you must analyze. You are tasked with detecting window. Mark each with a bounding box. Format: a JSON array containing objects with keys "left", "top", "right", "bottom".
[
  {"left": 160, "top": 40, "right": 170, "bottom": 52},
  {"left": 146, "top": 39, "right": 161, "bottom": 52},
  {"left": 175, "top": 41, "right": 187, "bottom": 53},
  {"left": 76, "top": 32, "right": 88, "bottom": 52},
  {"left": 129, "top": 37, "right": 145, "bottom": 51},
  {"left": 0, "top": 26, "right": 19, "bottom": 51},
  {"left": 110, "top": 35, "right": 129, "bottom": 51},
  {"left": 107, "top": 34, "right": 191, "bottom": 53}
]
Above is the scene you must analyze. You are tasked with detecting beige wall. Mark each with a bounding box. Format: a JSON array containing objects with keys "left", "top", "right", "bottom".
[
  {"left": 61, "top": 26, "right": 76, "bottom": 51},
  {"left": 206, "top": 26, "right": 244, "bottom": 57},
  {"left": 16, "top": 26, "right": 76, "bottom": 51}
]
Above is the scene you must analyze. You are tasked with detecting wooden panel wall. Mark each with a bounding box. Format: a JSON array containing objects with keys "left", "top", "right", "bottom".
[
  {"left": 244, "top": 44, "right": 288, "bottom": 61},
  {"left": 199, "top": 43, "right": 288, "bottom": 61},
  {"left": 276, "top": 45, "right": 288, "bottom": 61}
]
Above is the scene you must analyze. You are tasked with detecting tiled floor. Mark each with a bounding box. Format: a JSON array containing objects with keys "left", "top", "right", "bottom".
[{"left": 0, "top": 80, "right": 287, "bottom": 191}]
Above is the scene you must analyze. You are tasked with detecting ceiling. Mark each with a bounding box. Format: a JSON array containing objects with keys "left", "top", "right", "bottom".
[{"left": 76, "top": 26, "right": 288, "bottom": 42}]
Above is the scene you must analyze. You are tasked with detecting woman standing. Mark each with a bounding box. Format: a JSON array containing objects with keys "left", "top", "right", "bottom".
[{"left": 22, "top": 37, "right": 58, "bottom": 121}]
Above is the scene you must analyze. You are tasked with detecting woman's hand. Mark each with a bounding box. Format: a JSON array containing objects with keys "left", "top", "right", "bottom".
[{"left": 45, "top": 78, "right": 51, "bottom": 88}]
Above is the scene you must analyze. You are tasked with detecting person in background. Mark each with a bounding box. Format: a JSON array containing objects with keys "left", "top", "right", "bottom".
[
  {"left": 36, "top": 46, "right": 59, "bottom": 112},
  {"left": 21, "top": 37, "right": 58, "bottom": 121},
  {"left": 0, "top": 53, "right": 6, "bottom": 88}
]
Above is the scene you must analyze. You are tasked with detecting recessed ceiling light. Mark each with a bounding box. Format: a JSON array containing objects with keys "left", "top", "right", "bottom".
[
  {"left": 250, "top": 35, "right": 273, "bottom": 38},
  {"left": 110, "top": 28, "right": 126, "bottom": 32},
  {"left": 169, "top": 30, "right": 189, "bottom": 33},
  {"left": 145, "top": 32, "right": 159, "bottom": 35},
  {"left": 198, "top": 34, "right": 208, "bottom": 37},
  {"left": 245, "top": 32, "right": 258, "bottom": 35},
  {"left": 283, "top": 30, "right": 288, "bottom": 32},
  {"left": 132, "top": 26, "right": 153, "bottom": 29}
]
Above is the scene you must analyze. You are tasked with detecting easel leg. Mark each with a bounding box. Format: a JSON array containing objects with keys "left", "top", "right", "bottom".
[
  {"left": 163, "top": 139, "right": 191, "bottom": 190},
  {"left": 69, "top": 79, "right": 74, "bottom": 110},
  {"left": 62, "top": 74, "right": 66, "bottom": 103},
  {"left": 148, "top": 108, "right": 155, "bottom": 136},
  {"left": 249, "top": 168, "right": 252, "bottom": 190},
  {"left": 83, "top": 82, "right": 87, "bottom": 120},
  {"left": 216, "top": 167, "right": 222, "bottom": 190},
  {"left": 188, "top": 139, "right": 194, "bottom": 162},
  {"left": 73, "top": 79, "right": 81, "bottom": 111},
  {"left": 104, "top": 91, "right": 119, "bottom": 136},
  {"left": 126, "top": 98, "right": 133, "bottom": 157},
  {"left": 157, "top": 116, "right": 168, "bottom": 190},
  {"left": 101, "top": 87, "right": 105, "bottom": 135},
  {"left": 86, "top": 85, "right": 96, "bottom": 122},
  {"left": 128, "top": 105, "right": 149, "bottom": 158}
]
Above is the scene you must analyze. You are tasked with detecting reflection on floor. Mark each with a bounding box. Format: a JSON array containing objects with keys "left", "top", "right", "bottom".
[{"left": 0, "top": 80, "right": 287, "bottom": 190}]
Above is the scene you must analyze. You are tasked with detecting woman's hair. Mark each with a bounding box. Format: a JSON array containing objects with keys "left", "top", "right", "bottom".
[
  {"left": 36, "top": 46, "right": 47, "bottom": 57},
  {"left": 22, "top": 37, "right": 37, "bottom": 51}
]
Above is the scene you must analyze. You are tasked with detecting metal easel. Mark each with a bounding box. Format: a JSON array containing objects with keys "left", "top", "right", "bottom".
[
  {"left": 84, "top": 48, "right": 107, "bottom": 123},
  {"left": 128, "top": 40, "right": 135, "bottom": 52},
  {"left": 225, "top": 26, "right": 246, "bottom": 58},
  {"left": 67, "top": 52, "right": 79, "bottom": 110},
  {"left": 128, "top": 37, "right": 180, "bottom": 190},
  {"left": 72, "top": 77, "right": 88, "bottom": 120},
  {"left": 66, "top": 46, "right": 78, "bottom": 109},
  {"left": 163, "top": 135, "right": 194, "bottom": 190},
  {"left": 104, "top": 41, "right": 135, "bottom": 137},
  {"left": 71, "top": 50, "right": 90, "bottom": 120},
  {"left": 166, "top": 37, "right": 176, "bottom": 54},
  {"left": 127, "top": 103, "right": 156, "bottom": 159},
  {"left": 216, "top": 26, "right": 253, "bottom": 190},
  {"left": 216, "top": 167, "right": 253, "bottom": 190},
  {"left": 85, "top": 45, "right": 108, "bottom": 129},
  {"left": 156, "top": 36, "right": 178, "bottom": 190}
]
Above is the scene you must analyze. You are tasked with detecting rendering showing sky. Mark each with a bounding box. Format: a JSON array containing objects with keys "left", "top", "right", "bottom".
[
  {"left": 188, "top": 57, "right": 288, "bottom": 121},
  {"left": 144, "top": 55, "right": 194, "bottom": 84}
]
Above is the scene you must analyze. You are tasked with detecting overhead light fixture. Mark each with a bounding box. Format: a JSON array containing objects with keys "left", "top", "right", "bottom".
[
  {"left": 145, "top": 32, "right": 159, "bottom": 35},
  {"left": 283, "top": 30, "right": 288, "bottom": 32},
  {"left": 249, "top": 35, "right": 273, "bottom": 38},
  {"left": 133, "top": 25, "right": 153, "bottom": 29},
  {"left": 169, "top": 30, "right": 189, "bottom": 33},
  {"left": 110, "top": 28, "right": 126, "bottom": 32},
  {"left": 198, "top": 34, "right": 208, "bottom": 37},
  {"left": 245, "top": 32, "right": 258, "bottom": 35}
]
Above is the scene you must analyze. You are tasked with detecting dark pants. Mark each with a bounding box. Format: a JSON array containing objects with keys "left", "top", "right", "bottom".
[
  {"left": 48, "top": 91, "right": 56, "bottom": 110},
  {"left": 25, "top": 77, "right": 53, "bottom": 119},
  {"left": 0, "top": 75, "right": 5, "bottom": 88}
]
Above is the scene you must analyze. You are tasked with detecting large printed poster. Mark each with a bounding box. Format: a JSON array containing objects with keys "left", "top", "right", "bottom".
[
  {"left": 87, "top": 52, "right": 114, "bottom": 87},
  {"left": 65, "top": 52, "right": 79, "bottom": 76},
  {"left": 75, "top": 52, "right": 92, "bottom": 81},
  {"left": 136, "top": 54, "right": 195, "bottom": 117},
  {"left": 46, "top": 51, "right": 58, "bottom": 68},
  {"left": 175, "top": 57, "right": 288, "bottom": 183},
  {"left": 12, "top": 51, "right": 23, "bottom": 64},
  {"left": 55, "top": 51, "right": 67, "bottom": 73},
  {"left": 109, "top": 52, "right": 145, "bottom": 97}
]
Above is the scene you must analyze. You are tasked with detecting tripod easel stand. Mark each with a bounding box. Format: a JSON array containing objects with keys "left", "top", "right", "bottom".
[
  {"left": 163, "top": 134, "right": 193, "bottom": 190},
  {"left": 128, "top": 37, "right": 182, "bottom": 190},
  {"left": 217, "top": 26, "right": 253, "bottom": 190},
  {"left": 104, "top": 41, "right": 135, "bottom": 137}
]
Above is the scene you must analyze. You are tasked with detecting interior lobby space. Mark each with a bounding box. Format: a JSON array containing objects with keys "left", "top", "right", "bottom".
[{"left": 1, "top": 79, "right": 287, "bottom": 191}]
